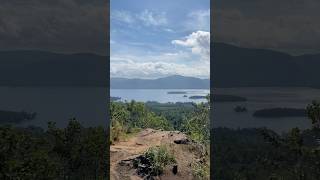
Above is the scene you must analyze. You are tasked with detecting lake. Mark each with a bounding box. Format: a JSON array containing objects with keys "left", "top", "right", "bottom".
[
  {"left": 213, "top": 87, "right": 320, "bottom": 133},
  {"left": 111, "top": 89, "right": 210, "bottom": 103},
  {"left": 0, "top": 87, "right": 107, "bottom": 128},
  {"left": 111, "top": 88, "right": 320, "bottom": 132},
  {"left": 1, "top": 87, "right": 317, "bottom": 133}
]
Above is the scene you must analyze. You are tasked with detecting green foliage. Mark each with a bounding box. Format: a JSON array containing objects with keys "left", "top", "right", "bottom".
[
  {"left": 0, "top": 126, "right": 58, "bottom": 179},
  {"left": 306, "top": 100, "right": 320, "bottom": 128},
  {"left": 110, "top": 118, "right": 125, "bottom": 143},
  {"left": 191, "top": 161, "right": 210, "bottom": 180},
  {"left": 0, "top": 119, "right": 108, "bottom": 179},
  {"left": 146, "top": 101, "right": 195, "bottom": 130},
  {"left": 110, "top": 99, "right": 210, "bottom": 179},
  {"left": 110, "top": 101, "right": 173, "bottom": 143},
  {"left": 47, "top": 119, "right": 108, "bottom": 179},
  {"left": 110, "top": 100, "right": 210, "bottom": 144},
  {"left": 143, "top": 146, "right": 176, "bottom": 175},
  {"left": 183, "top": 102, "right": 210, "bottom": 144},
  {"left": 142, "top": 112, "right": 172, "bottom": 130},
  {"left": 213, "top": 127, "right": 320, "bottom": 179},
  {"left": 110, "top": 101, "right": 129, "bottom": 126},
  {"left": 125, "top": 101, "right": 172, "bottom": 130}
]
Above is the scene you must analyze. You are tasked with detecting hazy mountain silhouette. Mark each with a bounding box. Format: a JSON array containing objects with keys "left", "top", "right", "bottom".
[
  {"left": 0, "top": 50, "right": 107, "bottom": 87},
  {"left": 3, "top": 46, "right": 320, "bottom": 88},
  {"left": 111, "top": 75, "right": 210, "bottom": 89},
  {"left": 212, "top": 43, "right": 320, "bottom": 87}
]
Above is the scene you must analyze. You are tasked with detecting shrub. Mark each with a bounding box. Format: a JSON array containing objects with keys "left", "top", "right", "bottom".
[
  {"left": 110, "top": 101, "right": 173, "bottom": 142},
  {"left": 191, "top": 161, "right": 209, "bottom": 180},
  {"left": 183, "top": 102, "right": 210, "bottom": 144},
  {"left": 142, "top": 146, "right": 176, "bottom": 176},
  {"left": 110, "top": 120, "right": 125, "bottom": 144}
]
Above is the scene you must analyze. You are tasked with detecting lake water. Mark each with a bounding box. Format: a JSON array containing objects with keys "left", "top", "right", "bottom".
[
  {"left": 111, "top": 89, "right": 210, "bottom": 103},
  {"left": 1, "top": 87, "right": 318, "bottom": 133},
  {"left": 213, "top": 87, "right": 320, "bottom": 133},
  {"left": 0, "top": 87, "right": 107, "bottom": 128},
  {"left": 111, "top": 87, "right": 320, "bottom": 132}
]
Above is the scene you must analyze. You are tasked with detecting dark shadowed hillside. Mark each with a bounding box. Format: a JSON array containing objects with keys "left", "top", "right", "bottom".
[
  {"left": 212, "top": 43, "right": 320, "bottom": 88},
  {"left": 0, "top": 51, "right": 107, "bottom": 87},
  {"left": 111, "top": 75, "right": 210, "bottom": 89}
]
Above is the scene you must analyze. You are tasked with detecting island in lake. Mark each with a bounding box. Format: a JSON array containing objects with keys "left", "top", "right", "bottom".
[
  {"left": 253, "top": 108, "right": 306, "bottom": 118},
  {"left": 234, "top": 106, "right": 248, "bottom": 112},
  {"left": 0, "top": 110, "right": 37, "bottom": 124},
  {"left": 213, "top": 94, "right": 247, "bottom": 102},
  {"left": 167, "top": 91, "right": 187, "bottom": 94},
  {"left": 189, "top": 95, "right": 207, "bottom": 99},
  {"left": 111, "top": 97, "right": 121, "bottom": 101}
]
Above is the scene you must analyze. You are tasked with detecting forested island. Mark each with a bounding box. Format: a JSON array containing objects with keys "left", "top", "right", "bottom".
[
  {"left": 213, "top": 94, "right": 247, "bottom": 102},
  {"left": 167, "top": 91, "right": 187, "bottom": 94},
  {"left": 0, "top": 110, "right": 36, "bottom": 124},
  {"left": 253, "top": 108, "right": 306, "bottom": 118},
  {"left": 234, "top": 105, "right": 247, "bottom": 112},
  {"left": 110, "top": 96, "right": 121, "bottom": 101},
  {"left": 189, "top": 95, "right": 207, "bottom": 99}
]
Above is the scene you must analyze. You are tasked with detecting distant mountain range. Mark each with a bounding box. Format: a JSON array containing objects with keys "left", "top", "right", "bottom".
[
  {"left": 0, "top": 50, "right": 107, "bottom": 87},
  {"left": 2, "top": 44, "right": 320, "bottom": 88},
  {"left": 111, "top": 75, "right": 210, "bottom": 89},
  {"left": 212, "top": 43, "right": 320, "bottom": 88},
  {"left": 113, "top": 43, "right": 320, "bottom": 89}
]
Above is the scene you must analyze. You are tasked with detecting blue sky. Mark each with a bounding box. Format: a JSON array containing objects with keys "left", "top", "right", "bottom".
[{"left": 111, "top": 0, "right": 210, "bottom": 79}]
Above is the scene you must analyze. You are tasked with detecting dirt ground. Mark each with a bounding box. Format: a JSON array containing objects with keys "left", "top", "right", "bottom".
[{"left": 110, "top": 128, "right": 204, "bottom": 180}]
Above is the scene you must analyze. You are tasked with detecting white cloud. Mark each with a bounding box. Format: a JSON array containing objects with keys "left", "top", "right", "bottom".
[
  {"left": 111, "top": 50, "right": 192, "bottom": 65},
  {"left": 137, "top": 10, "right": 167, "bottom": 26},
  {"left": 110, "top": 31, "right": 210, "bottom": 79},
  {"left": 111, "top": 9, "right": 167, "bottom": 27},
  {"left": 172, "top": 31, "right": 210, "bottom": 61},
  {"left": 111, "top": 56, "right": 209, "bottom": 79}
]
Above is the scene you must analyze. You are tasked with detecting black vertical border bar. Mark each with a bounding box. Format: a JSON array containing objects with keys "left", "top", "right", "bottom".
[
  {"left": 210, "top": 0, "right": 214, "bottom": 178},
  {"left": 106, "top": 0, "right": 110, "bottom": 178}
]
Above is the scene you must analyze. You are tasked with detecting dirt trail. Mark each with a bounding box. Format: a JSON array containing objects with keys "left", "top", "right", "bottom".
[{"left": 110, "top": 128, "right": 202, "bottom": 180}]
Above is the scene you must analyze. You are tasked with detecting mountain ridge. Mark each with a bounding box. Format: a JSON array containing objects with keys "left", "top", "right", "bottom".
[
  {"left": 111, "top": 75, "right": 210, "bottom": 89},
  {"left": 2, "top": 45, "right": 320, "bottom": 88},
  {"left": 212, "top": 42, "right": 320, "bottom": 88},
  {"left": 0, "top": 50, "right": 107, "bottom": 87}
]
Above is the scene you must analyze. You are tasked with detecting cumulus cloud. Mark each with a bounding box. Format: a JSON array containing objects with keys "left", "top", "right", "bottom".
[
  {"left": 172, "top": 31, "right": 210, "bottom": 61},
  {"left": 111, "top": 31, "right": 210, "bottom": 79}
]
